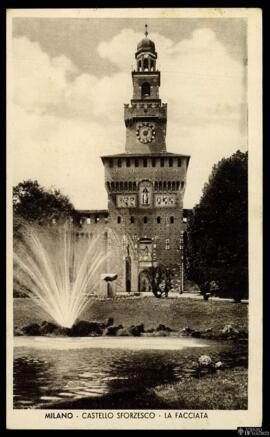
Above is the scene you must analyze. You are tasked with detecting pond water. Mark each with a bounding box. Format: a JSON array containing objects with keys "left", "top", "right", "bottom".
[{"left": 13, "top": 336, "right": 245, "bottom": 409}]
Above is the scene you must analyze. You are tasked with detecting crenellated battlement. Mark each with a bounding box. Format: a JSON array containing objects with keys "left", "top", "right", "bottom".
[{"left": 124, "top": 103, "right": 167, "bottom": 127}]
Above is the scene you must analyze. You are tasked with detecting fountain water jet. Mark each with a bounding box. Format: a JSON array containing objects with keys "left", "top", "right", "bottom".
[{"left": 14, "top": 223, "right": 110, "bottom": 328}]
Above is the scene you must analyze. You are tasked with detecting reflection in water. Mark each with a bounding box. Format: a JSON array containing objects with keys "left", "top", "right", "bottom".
[{"left": 14, "top": 338, "right": 247, "bottom": 409}]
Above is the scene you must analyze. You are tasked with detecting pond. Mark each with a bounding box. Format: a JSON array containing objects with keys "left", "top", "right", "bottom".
[{"left": 13, "top": 336, "right": 247, "bottom": 409}]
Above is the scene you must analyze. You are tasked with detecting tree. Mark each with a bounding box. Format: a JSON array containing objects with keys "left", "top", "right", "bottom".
[
  {"left": 186, "top": 151, "right": 248, "bottom": 301},
  {"left": 13, "top": 180, "right": 76, "bottom": 228},
  {"left": 141, "top": 264, "right": 174, "bottom": 298}
]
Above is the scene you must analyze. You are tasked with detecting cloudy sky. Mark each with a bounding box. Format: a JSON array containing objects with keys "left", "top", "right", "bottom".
[{"left": 10, "top": 17, "right": 247, "bottom": 209}]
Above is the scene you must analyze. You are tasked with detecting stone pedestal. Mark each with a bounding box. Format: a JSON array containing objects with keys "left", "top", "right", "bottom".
[{"left": 99, "top": 273, "right": 117, "bottom": 298}]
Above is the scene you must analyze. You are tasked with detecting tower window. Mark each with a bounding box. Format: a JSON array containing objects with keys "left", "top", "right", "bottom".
[
  {"left": 143, "top": 216, "right": 148, "bottom": 224},
  {"left": 181, "top": 181, "right": 185, "bottom": 189},
  {"left": 157, "top": 216, "right": 161, "bottom": 224},
  {"left": 176, "top": 181, "right": 180, "bottom": 190},
  {"left": 142, "top": 82, "right": 150, "bottom": 98},
  {"left": 160, "top": 158, "right": 164, "bottom": 167},
  {"left": 143, "top": 158, "right": 147, "bottom": 167},
  {"left": 124, "top": 182, "right": 128, "bottom": 190},
  {"left": 154, "top": 181, "right": 158, "bottom": 191},
  {"left": 143, "top": 59, "right": 148, "bottom": 71},
  {"left": 120, "top": 182, "right": 123, "bottom": 191},
  {"left": 130, "top": 216, "right": 134, "bottom": 224},
  {"left": 133, "top": 181, "right": 137, "bottom": 190},
  {"left": 135, "top": 159, "right": 139, "bottom": 167},
  {"left": 169, "top": 158, "right": 173, "bottom": 167},
  {"left": 95, "top": 215, "right": 100, "bottom": 223},
  {"left": 172, "top": 181, "right": 176, "bottom": 190},
  {"left": 117, "top": 216, "right": 121, "bottom": 224},
  {"left": 111, "top": 182, "right": 115, "bottom": 191},
  {"left": 170, "top": 216, "right": 174, "bottom": 224},
  {"left": 152, "top": 158, "right": 156, "bottom": 167},
  {"left": 115, "top": 182, "right": 119, "bottom": 191},
  {"left": 126, "top": 158, "right": 130, "bottom": 167},
  {"left": 165, "top": 239, "right": 170, "bottom": 250},
  {"left": 117, "top": 159, "right": 122, "bottom": 168},
  {"left": 109, "top": 159, "right": 113, "bottom": 168},
  {"left": 178, "top": 158, "right": 182, "bottom": 167},
  {"left": 128, "top": 181, "right": 132, "bottom": 190}
]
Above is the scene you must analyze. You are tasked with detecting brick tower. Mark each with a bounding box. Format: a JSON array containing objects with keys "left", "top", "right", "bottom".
[{"left": 101, "top": 26, "right": 190, "bottom": 293}]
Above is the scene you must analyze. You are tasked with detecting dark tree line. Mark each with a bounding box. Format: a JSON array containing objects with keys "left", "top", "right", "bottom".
[{"left": 186, "top": 150, "right": 248, "bottom": 301}]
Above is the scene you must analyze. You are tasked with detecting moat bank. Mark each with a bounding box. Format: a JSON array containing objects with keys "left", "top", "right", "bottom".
[{"left": 14, "top": 296, "right": 248, "bottom": 333}]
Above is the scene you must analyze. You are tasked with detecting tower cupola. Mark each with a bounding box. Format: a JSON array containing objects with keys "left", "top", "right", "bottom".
[{"left": 135, "top": 25, "right": 157, "bottom": 72}]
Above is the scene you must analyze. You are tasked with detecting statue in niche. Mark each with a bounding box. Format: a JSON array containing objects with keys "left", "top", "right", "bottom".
[{"left": 142, "top": 187, "right": 149, "bottom": 205}]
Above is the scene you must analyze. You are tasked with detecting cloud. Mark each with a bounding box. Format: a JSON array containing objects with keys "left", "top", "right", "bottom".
[{"left": 10, "top": 28, "right": 247, "bottom": 210}]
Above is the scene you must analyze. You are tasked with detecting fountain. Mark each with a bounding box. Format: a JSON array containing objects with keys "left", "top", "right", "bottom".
[{"left": 13, "top": 223, "right": 110, "bottom": 328}]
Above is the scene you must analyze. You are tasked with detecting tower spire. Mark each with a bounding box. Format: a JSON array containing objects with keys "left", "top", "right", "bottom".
[{"left": 144, "top": 24, "right": 148, "bottom": 37}]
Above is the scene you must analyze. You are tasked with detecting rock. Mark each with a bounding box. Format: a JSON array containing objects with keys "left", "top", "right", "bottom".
[
  {"left": 14, "top": 326, "right": 23, "bottom": 336},
  {"left": 215, "top": 361, "right": 225, "bottom": 369},
  {"left": 117, "top": 328, "right": 132, "bottom": 336},
  {"left": 54, "top": 327, "right": 71, "bottom": 336},
  {"left": 198, "top": 355, "right": 212, "bottom": 366},
  {"left": 180, "top": 327, "right": 194, "bottom": 336},
  {"left": 191, "top": 330, "right": 202, "bottom": 338},
  {"left": 22, "top": 323, "right": 41, "bottom": 336},
  {"left": 70, "top": 320, "right": 104, "bottom": 336},
  {"left": 238, "top": 330, "right": 248, "bottom": 338},
  {"left": 103, "top": 324, "right": 123, "bottom": 336},
  {"left": 155, "top": 330, "right": 172, "bottom": 337},
  {"left": 106, "top": 317, "right": 114, "bottom": 327},
  {"left": 156, "top": 324, "right": 173, "bottom": 332},
  {"left": 40, "top": 321, "right": 59, "bottom": 335},
  {"left": 128, "top": 324, "right": 145, "bottom": 336},
  {"left": 221, "top": 324, "right": 239, "bottom": 335}
]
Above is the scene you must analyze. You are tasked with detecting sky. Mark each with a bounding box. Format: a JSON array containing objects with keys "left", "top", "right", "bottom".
[{"left": 10, "top": 17, "right": 247, "bottom": 209}]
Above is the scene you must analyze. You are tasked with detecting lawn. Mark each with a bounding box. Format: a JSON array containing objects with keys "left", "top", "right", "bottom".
[
  {"left": 151, "top": 367, "right": 248, "bottom": 409},
  {"left": 14, "top": 296, "right": 248, "bottom": 332}
]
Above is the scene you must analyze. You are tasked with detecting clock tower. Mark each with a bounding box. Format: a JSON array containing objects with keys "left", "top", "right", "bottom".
[
  {"left": 101, "top": 26, "right": 190, "bottom": 293},
  {"left": 124, "top": 25, "right": 167, "bottom": 153}
]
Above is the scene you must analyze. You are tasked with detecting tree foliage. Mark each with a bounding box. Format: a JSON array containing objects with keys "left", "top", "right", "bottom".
[
  {"left": 13, "top": 180, "right": 76, "bottom": 240},
  {"left": 13, "top": 180, "right": 75, "bottom": 224},
  {"left": 141, "top": 264, "right": 174, "bottom": 298},
  {"left": 186, "top": 150, "right": 248, "bottom": 301}
]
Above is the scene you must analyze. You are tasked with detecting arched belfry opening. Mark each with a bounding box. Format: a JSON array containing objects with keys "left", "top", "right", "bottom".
[
  {"left": 143, "top": 58, "right": 148, "bottom": 71},
  {"left": 142, "top": 82, "right": 150, "bottom": 98}
]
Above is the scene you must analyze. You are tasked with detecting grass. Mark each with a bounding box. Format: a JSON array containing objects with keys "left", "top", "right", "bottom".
[
  {"left": 14, "top": 296, "right": 248, "bottom": 332},
  {"left": 151, "top": 367, "right": 248, "bottom": 409}
]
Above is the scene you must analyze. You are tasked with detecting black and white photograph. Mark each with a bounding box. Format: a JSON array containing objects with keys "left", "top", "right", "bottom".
[{"left": 6, "top": 8, "right": 262, "bottom": 430}]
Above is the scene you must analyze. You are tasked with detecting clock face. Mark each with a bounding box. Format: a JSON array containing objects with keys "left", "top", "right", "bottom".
[
  {"left": 136, "top": 122, "right": 155, "bottom": 144},
  {"left": 154, "top": 194, "right": 176, "bottom": 207}
]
